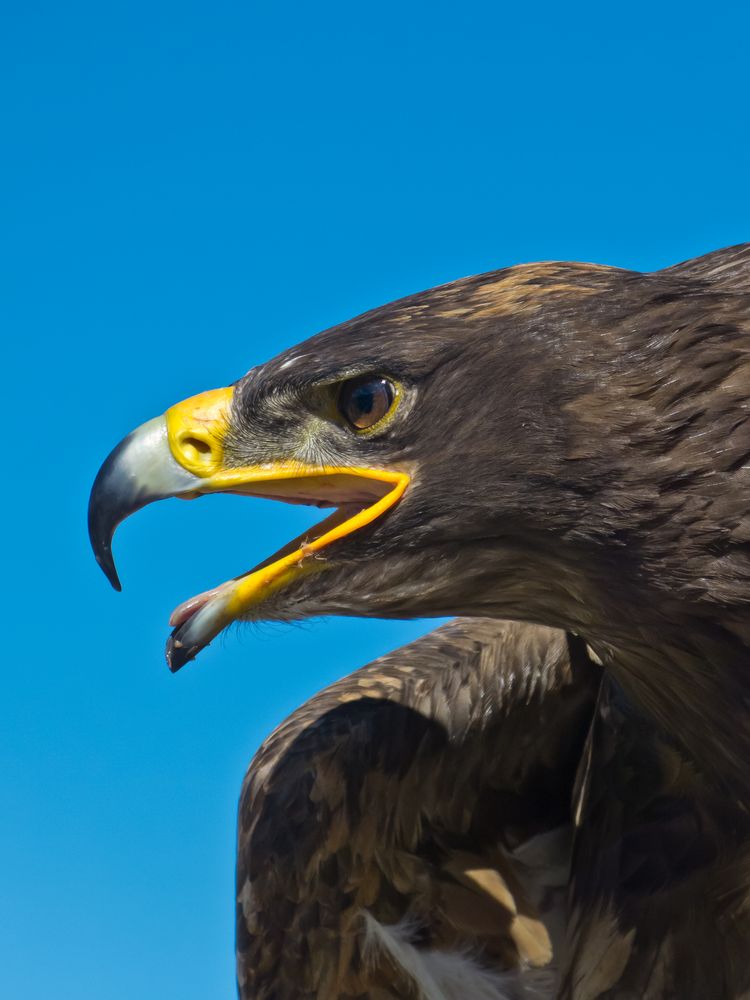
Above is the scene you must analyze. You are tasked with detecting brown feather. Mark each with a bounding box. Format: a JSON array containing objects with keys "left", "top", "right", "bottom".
[
  {"left": 222, "top": 245, "right": 750, "bottom": 997},
  {"left": 236, "top": 619, "right": 598, "bottom": 998}
]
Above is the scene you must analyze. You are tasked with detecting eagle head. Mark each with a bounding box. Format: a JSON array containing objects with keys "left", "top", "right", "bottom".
[{"left": 89, "top": 252, "right": 750, "bottom": 674}]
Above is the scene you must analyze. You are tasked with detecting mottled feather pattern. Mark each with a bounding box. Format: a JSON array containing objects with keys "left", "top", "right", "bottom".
[
  {"left": 236, "top": 620, "right": 599, "bottom": 998},
  {"left": 561, "top": 674, "right": 750, "bottom": 998},
  {"left": 226, "top": 245, "right": 750, "bottom": 997}
]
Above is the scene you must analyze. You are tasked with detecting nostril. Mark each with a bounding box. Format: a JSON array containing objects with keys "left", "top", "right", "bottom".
[
  {"left": 165, "top": 388, "right": 232, "bottom": 476},
  {"left": 183, "top": 436, "right": 212, "bottom": 456},
  {"left": 176, "top": 433, "right": 217, "bottom": 468}
]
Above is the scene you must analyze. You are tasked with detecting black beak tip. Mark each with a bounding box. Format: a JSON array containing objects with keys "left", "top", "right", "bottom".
[
  {"left": 166, "top": 632, "right": 201, "bottom": 673},
  {"left": 88, "top": 498, "right": 123, "bottom": 591},
  {"left": 95, "top": 551, "right": 123, "bottom": 592}
]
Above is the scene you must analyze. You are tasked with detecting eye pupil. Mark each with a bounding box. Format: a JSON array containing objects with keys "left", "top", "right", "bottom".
[
  {"left": 339, "top": 376, "right": 395, "bottom": 430},
  {"left": 351, "top": 384, "right": 377, "bottom": 415}
]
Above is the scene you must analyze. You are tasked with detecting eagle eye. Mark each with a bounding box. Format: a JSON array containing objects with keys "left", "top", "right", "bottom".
[{"left": 338, "top": 376, "right": 396, "bottom": 430}]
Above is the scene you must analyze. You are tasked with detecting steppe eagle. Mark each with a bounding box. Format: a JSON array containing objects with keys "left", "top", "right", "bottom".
[{"left": 90, "top": 245, "right": 750, "bottom": 998}]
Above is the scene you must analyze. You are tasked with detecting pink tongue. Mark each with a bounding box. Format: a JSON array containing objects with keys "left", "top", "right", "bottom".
[{"left": 169, "top": 587, "right": 224, "bottom": 627}]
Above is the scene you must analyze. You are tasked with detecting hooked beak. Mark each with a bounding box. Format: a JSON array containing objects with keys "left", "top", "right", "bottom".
[
  {"left": 88, "top": 414, "right": 202, "bottom": 591},
  {"left": 89, "top": 387, "right": 409, "bottom": 672}
]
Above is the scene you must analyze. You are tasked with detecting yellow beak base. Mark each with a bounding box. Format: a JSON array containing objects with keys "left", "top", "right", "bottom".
[{"left": 94, "top": 386, "right": 412, "bottom": 670}]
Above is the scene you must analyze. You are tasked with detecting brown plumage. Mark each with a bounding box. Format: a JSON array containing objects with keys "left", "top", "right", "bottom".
[
  {"left": 563, "top": 672, "right": 750, "bottom": 999},
  {"left": 88, "top": 244, "right": 750, "bottom": 998},
  {"left": 235, "top": 625, "right": 750, "bottom": 999},
  {"left": 236, "top": 620, "right": 599, "bottom": 998}
]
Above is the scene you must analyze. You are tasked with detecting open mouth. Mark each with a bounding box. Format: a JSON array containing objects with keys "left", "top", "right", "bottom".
[
  {"left": 163, "top": 468, "right": 409, "bottom": 670},
  {"left": 88, "top": 385, "right": 411, "bottom": 671},
  {"left": 88, "top": 413, "right": 410, "bottom": 673}
]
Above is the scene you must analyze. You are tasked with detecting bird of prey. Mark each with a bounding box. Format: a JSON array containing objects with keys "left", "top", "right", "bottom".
[{"left": 89, "top": 244, "right": 750, "bottom": 998}]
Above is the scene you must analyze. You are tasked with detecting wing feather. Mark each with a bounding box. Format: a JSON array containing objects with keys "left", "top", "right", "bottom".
[
  {"left": 559, "top": 672, "right": 750, "bottom": 998},
  {"left": 236, "top": 619, "right": 599, "bottom": 999}
]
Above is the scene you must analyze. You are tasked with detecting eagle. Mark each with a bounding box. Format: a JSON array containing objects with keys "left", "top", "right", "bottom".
[{"left": 89, "top": 244, "right": 750, "bottom": 998}]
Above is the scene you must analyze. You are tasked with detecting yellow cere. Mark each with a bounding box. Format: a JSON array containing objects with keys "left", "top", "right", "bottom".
[
  {"left": 165, "top": 386, "right": 234, "bottom": 477},
  {"left": 163, "top": 384, "right": 410, "bottom": 613}
]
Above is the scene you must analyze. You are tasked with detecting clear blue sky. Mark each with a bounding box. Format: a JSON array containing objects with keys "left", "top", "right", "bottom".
[{"left": 3, "top": 2, "right": 749, "bottom": 997}]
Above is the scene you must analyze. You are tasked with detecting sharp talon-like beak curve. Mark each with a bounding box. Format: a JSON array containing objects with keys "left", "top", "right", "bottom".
[
  {"left": 88, "top": 415, "right": 204, "bottom": 591},
  {"left": 88, "top": 386, "right": 410, "bottom": 672}
]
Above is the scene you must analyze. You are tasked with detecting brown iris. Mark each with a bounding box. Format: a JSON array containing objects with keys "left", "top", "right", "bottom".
[{"left": 338, "top": 376, "right": 396, "bottom": 430}]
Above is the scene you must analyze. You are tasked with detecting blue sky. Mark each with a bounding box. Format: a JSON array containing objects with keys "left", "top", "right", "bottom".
[{"left": 3, "top": 3, "right": 750, "bottom": 997}]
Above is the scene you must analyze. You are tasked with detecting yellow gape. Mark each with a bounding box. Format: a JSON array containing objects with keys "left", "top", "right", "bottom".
[{"left": 163, "top": 385, "right": 410, "bottom": 627}]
